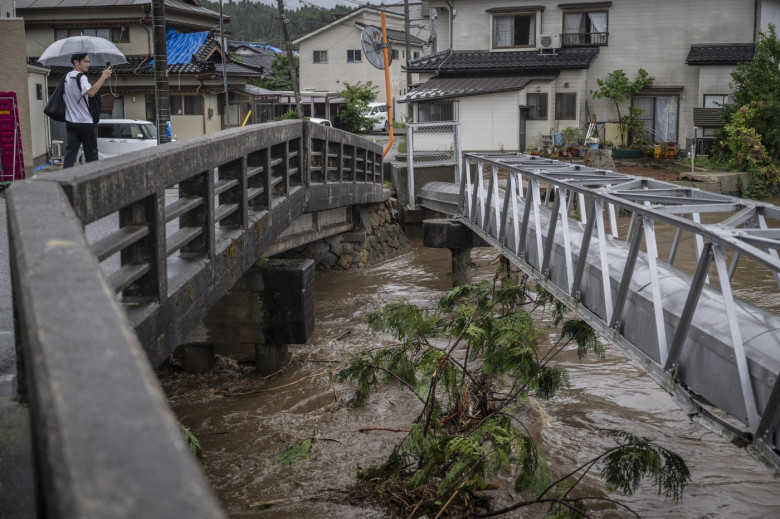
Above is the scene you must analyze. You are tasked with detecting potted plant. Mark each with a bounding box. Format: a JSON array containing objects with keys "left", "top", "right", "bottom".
[
  {"left": 590, "top": 69, "right": 654, "bottom": 156},
  {"left": 561, "top": 126, "right": 583, "bottom": 156}
]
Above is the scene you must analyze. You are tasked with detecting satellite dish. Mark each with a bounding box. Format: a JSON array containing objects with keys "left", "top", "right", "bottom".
[{"left": 361, "top": 25, "right": 392, "bottom": 69}]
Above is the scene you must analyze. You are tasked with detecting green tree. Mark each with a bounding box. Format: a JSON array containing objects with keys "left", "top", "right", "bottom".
[
  {"left": 251, "top": 54, "right": 299, "bottom": 91},
  {"left": 590, "top": 69, "right": 654, "bottom": 147},
  {"left": 338, "top": 81, "right": 379, "bottom": 134},
  {"left": 728, "top": 23, "right": 780, "bottom": 163},
  {"left": 338, "top": 271, "right": 690, "bottom": 518},
  {"left": 201, "top": 1, "right": 354, "bottom": 46}
]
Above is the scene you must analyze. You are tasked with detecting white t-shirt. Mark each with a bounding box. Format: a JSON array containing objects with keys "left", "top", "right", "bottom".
[{"left": 64, "top": 70, "right": 93, "bottom": 124}]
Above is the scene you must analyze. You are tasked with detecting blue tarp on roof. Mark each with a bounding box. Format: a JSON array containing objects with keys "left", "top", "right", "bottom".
[
  {"left": 166, "top": 28, "right": 209, "bottom": 64},
  {"left": 150, "top": 28, "right": 210, "bottom": 66},
  {"left": 237, "top": 42, "right": 283, "bottom": 53}
]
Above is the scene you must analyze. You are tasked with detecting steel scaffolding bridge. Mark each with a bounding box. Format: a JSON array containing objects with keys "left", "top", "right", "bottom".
[{"left": 417, "top": 152, "right": 780, "bottom": 474}]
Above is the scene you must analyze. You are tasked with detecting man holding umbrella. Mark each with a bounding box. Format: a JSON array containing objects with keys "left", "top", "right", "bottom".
[{"left": 62, "top": 54, "right": 113, "bottom": 169}]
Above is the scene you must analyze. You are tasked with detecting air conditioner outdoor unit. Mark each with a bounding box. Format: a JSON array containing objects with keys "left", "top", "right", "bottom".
[{"left": 539, "top": 34, "right": 562, "bottom": 50}]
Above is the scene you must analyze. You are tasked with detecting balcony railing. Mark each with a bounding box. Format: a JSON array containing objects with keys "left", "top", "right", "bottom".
[{"left": 562, "top": 31, "right": 609, "bottom": 47}]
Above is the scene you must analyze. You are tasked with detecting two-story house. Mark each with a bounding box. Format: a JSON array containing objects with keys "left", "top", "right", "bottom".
[
  {"left": 16, "top": 0, "right": 263, "bottom": 151},
  {"left": 403, "top": 0, "right": 780, "bottom": 152},
  {"left": 294, "top": 4, "right": 430, "bottom": 124}
]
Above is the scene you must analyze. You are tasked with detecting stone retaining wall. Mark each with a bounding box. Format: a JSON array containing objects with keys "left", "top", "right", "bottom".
[{"left": 275, "top": 199, "right": 408, "bottom": 269}]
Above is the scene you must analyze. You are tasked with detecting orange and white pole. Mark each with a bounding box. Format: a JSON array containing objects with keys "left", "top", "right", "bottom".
[{"left": 381, "top": 12, "right": 393, "bottom": 157}]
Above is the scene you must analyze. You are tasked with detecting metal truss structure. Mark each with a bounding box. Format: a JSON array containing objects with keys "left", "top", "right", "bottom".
[{"left": 417, "top": 152, "right": 780, "bottom": 474}]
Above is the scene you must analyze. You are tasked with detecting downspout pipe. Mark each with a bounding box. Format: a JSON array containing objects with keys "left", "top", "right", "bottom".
[{"left": 445, "top": 0, "right": 454, "bottom": 50}]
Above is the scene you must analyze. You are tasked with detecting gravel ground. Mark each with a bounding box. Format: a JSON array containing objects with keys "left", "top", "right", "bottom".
[{"left": 613, "top": 163, "right": 681, "bottom": 182}]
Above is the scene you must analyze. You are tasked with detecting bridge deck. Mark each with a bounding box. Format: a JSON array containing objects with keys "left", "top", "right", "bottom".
[{"left": 417, "top": 153, "right": 780, "bottom": 474}]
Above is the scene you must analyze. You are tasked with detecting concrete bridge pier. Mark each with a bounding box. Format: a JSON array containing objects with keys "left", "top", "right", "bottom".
[
  {"left": 181, "top": 259, "right": 315, "bottom": 375},
  {"left": 423, "top": 219, "right": 488, "bottom": 287}
]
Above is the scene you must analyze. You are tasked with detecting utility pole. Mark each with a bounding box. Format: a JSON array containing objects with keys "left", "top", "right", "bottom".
[
  {"left": 151, "top": 0, "right": 171, "bottom": 143},
  {"left": 404, "top": 0, "right": 412, "bottom": 118},
  {"left": 219, "top": 0, "right": 230, "bottom": 127},
  {"left": 277, "top": 0, "right": 303, "bottom": 119}
]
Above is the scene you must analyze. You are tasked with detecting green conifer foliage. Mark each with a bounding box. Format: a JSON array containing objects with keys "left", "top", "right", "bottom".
[{"left": 338, "top": 270, "right": 690, "bottom": 517}]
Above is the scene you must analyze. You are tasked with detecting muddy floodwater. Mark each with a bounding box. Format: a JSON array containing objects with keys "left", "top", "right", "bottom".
[{"left": 159, "top": 225, "right": 780, "bottom": 518}]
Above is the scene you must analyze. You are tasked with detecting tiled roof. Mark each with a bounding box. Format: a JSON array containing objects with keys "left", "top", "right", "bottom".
[
  {"left": 406, "top": 47, "right": 599, "bottom": 73},
  {"left": 399, "top": 74, "right": 557, "bottom": 102},
  {"left": 686, "top": 43, "right": 756, "bottom": 65},
  {"left": 30, "top": 33, "right": 263, "bottom": 78},
  {"left": 16, "top": 0, "right": 222, "bottom": 20},
  {"left": 384, "top": 28, "right": 427, "bottom": 46}
]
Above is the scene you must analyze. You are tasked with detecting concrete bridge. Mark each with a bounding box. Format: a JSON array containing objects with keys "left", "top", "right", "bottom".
[
  {"left": 1, "top": 120, "right": 385, "bottom": 518},
  {"left": 417, "top": 152, "right": 780, "bottom": 477}
]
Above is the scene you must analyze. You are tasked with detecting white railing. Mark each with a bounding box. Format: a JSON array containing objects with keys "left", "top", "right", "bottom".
[{"left": 451, "top": 152, "right": 780, "bottom": 472}]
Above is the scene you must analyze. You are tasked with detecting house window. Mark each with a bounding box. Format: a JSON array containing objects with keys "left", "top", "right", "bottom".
[
  {"left": 55, "top": 28, "right": 110, "bottom": 41},
  {"left": 562, "top": 12, "right": 608, "bottom": 46},
  {"left": 111, "top": 26, "right": 130, "bottom": 44},
  {"left": 413, "top": 51, "right": 420, "bottom": 59},
  {"left": 347, "top": 49, "right": 361, "bottom": 63},
  {"left": 493, "top": 14, "right": 535, "bottom": 48},
  {"left": 418, "top": 100, "right": 456, "bottom": 122},
  {"left": 392, "top": 49, "right": 400, "bottom": 60},
  {"left": 555, "top": 93, "right": 576, "bottom": 120},
  {"left": 633, "top": 95, "right": 679, "bottom": 143},
  {"left": 703, "top": 94, "right": 734, "bottom": 108},
  {"left": 527, "top": 93, "right": 548, "bottom": 120},
  {"left": 170, "top": 95, "right": 204, "bottom": 116},
  {"left": 36, "top": 84, "right": 42, "bottom": 101},
  {"left": 313, "top": 50, "right": 327, "bottom": 63}
]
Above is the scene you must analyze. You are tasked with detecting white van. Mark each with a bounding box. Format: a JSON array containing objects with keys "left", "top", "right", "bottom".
[
  {"left": 361, "top": 102, "right": 389, "bottom": 132},
  {"left": 96, "top": 119, "right": 159, "bottom": 159}
]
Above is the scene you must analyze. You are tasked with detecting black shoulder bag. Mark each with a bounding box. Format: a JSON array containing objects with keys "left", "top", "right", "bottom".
[{"left": 43, "top": 76, "right": 67, "bottom": 122}]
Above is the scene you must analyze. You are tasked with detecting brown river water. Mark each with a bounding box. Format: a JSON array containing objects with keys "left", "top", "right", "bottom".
[{"left": 159, "top": 221, "right": 780, "bottom": 518}]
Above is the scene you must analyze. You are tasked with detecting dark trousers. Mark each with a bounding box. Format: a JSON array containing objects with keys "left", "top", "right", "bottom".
[{"left": 63, "top": 122, "right": 98, "bottom": 169}]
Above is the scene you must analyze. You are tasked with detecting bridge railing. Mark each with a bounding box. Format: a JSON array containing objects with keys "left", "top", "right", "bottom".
[
  {"left": 455, "top": 152, "right": 780, "bottom": 470},
  {"left": 406, "top": 121, "right": 462, "bottom": 208},
  {"left": 5, "top": 120, "right": 383, "bottom": 517}
]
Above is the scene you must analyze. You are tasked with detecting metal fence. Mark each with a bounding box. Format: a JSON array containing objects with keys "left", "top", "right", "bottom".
[{"left": 406, "top": 121, "right": 462, "bottom": 208}]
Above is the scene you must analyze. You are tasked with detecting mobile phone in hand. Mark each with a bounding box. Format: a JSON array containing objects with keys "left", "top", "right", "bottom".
[{"left": 106, "top": 62, "right": 112, "bottom": 69}]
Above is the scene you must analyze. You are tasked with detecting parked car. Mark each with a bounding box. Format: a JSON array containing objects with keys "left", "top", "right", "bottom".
[
  {"left": 309, "top": 117, "right": 333, "bottom": 127},
  {"left": 361, "top": 102, "right": 389, "bottom": 132},
  {"left": 76, "top": 118, "right": 160, "bottom": 163}
]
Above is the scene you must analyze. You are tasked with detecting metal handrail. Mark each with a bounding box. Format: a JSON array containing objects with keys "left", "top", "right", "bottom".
[
  {"left": 5, "top": 120, "right": 384, "bottom": 517},
  {"left": 561, "top": 31, "right": 609, "bottom": 46},
  {"left": 447, "top": 152, "right": 780, "bottom": 472}
]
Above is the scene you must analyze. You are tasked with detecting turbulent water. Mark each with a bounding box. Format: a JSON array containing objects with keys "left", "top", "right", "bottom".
[{"left": 159, "top": 226, "right": 780, "bottom": 518}]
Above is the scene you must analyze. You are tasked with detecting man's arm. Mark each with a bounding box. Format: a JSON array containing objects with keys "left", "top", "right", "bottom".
[{"left": 87, "top": 68, "right": 113, "bottom": 97}]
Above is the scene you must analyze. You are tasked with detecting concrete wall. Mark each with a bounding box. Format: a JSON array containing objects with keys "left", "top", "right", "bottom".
[
  {"left": 459, "top": 90, "right": 520, "bottom": 151},
  {"left": 25, "top": 24, "right": 152, "bottom": 59},
  {"left": 0, "top": 18, "right": 34, "bottom": 175},
  {"left": 26, "top": 65, "right": 49, "bottom": 165},
  {"left": 1, "top": 0, "right": 15, "bottom": 17}
]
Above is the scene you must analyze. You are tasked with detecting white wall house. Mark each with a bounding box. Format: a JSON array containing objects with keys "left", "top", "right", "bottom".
[
  {"left": 294, "top": 5, "right": 430, "bottom": 124},
  {"left": 403, "top": 0, "right": 780, "bottom": 152}
]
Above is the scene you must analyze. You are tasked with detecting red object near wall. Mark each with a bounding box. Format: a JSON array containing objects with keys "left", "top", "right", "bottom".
[{"left": 0, "top": 91, "right": 26, "bottom": 182}]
